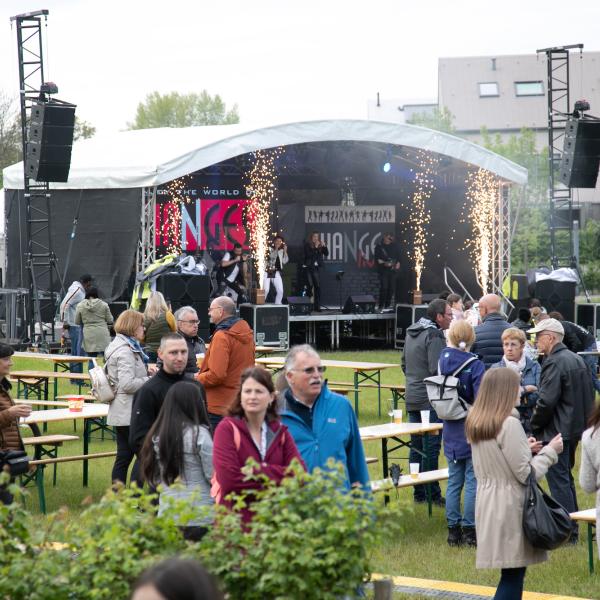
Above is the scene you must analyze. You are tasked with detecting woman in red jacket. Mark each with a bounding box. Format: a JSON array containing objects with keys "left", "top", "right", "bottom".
[{"left": 212, "top": 366, "right": 305, "bottom": 520}]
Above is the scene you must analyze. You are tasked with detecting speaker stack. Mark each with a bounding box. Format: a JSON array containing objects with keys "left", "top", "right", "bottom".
[
  {"left": 576, "top": 303, "right": 600, "bottom": 338},
  {"left": 155, "top": 274, "right": 211, "bottom": 340},
  {"left": 26, "top": 101, "right": 76, "bottom": 182},
  {"left": 559, "top": 117, "right": 600, "bottom": 188},
  {"left": 534, "top": 279, "right": 576, "bottom": 322},
  {"left": 239, "top": 304, "right": 289, "bottom": 348}
]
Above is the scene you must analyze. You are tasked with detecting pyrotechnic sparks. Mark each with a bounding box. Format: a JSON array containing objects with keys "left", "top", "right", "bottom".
[
  {"left": 464, "top": 168, "right": 498, "bottom": 293},
  {"left": 406, "top": 151, "right": 438, "bottom": 291},
  {"left": 245, "top": 148, "right": 284, "bottom": 288}
]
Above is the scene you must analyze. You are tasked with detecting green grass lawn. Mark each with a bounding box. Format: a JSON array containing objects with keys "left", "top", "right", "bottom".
[{"left": 11, "top": 350, "right": 600, "bottom": 599}]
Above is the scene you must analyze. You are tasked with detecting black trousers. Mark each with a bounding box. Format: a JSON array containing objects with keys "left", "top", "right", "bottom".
[
  {"left": 306, "top": 269, "right": 321, "bottom": 310},
  {"left": 112, "top": 425, "right": 136, "bottom": 485},
  {"left": 378, "top": 269, "right": 395, "bottom": 308}
]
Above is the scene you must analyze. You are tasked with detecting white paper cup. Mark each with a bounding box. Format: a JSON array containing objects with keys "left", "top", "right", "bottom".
[
  {"left": 409, "top": 463, "right": 420, "bottom": 480},
  {"left": 393, "top": 409, "right": 403, "bottom": 424},
  {"left": 420, "top": 410, "right": 430, "bottom": 424}
]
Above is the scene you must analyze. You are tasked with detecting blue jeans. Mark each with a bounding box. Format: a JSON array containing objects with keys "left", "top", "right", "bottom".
[
  {"left": 494, "top": 567, "right": 526, "bottom": 600},
  {"left": 408, "top": 409, "right": 442, "bottom": 501},
  {"left": 446, "top": 457, "right": 476, "bottom": 527},
  {"left": 545, "top": 439, "right": 579, "bottom": 540},
  {"left": 582, "top": 344, "right": 600, "bottom": 392},
  {"left": 69, "top": 325, "right": 83, "bottom": 374}
]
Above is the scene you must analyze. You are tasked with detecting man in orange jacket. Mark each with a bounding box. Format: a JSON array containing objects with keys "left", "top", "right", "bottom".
[{"left": 196, "top": 296, "right": 255, "bottom": 430}]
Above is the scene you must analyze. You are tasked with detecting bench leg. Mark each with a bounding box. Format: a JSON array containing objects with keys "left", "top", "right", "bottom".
[
  {"left": 35, "top": 465, "right": 46, "bottom": 515},
  {"left": 382, "top": 438, "right": 389, "bottom": 506},
  {"left": 589, "top": 523, "right": 595, "bottom": 574}
]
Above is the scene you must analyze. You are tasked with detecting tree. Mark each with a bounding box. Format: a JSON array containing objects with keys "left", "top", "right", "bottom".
[
  {"left": 73, "top": 117, "right": 96, "bottom": 141},
  {"left": 407, "top": 106, "right": 456, "bottom": 134},
  {"left": 0, "top": 92, "right": 22, "bottom": 188},
  {"left": 128, "top": 90, "right": 240, "bottom": 129}
]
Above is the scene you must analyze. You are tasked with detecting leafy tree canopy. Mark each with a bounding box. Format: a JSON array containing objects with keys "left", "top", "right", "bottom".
[
  {"left": 128, "top": 90, "right": 240, "bottom": 129},
  {"left": 407, "top": 106, "right": 455, "bottom": 134}
]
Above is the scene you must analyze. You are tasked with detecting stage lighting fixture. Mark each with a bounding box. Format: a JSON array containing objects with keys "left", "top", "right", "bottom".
[
  {"left": 40, "top": 81, "right": 58, "bottom": 95},
  {"left": 382, "top": 147, "right": 392, "bottom": 173},
  {"left": 382, "top": 161, "right": 391, "bottom": 173}
]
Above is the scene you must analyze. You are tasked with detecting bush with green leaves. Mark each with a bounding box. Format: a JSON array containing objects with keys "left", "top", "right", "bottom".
[
  {"left": 0, "top": 462, "right": 399, "bottom": 600},
  {"left": 195, "top": 459, "right": 401, "bottom": 600}
]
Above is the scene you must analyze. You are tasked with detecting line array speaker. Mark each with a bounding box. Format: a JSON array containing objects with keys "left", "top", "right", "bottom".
[
  {"left": 25, "top": 101, "right": 76, "bottom": 182},
  {"left": 559, "top": 117, "right": 600, "bottom": 188}
]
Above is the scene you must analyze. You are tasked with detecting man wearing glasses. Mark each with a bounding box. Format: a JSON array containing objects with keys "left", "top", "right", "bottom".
[
  {"left": 280, "top": 344, "right": 369, "bottom": 489},
  {"left": 529, "top": 318, "right": 595, "bottom": 545},
  {"left": 173, "top": 306, "right": 206, "bottom": 379},
  {"left": 196, "top": 296, "right": 255, "bottom": 430}
]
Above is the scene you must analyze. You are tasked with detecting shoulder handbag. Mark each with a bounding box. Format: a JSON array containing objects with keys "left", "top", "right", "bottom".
[
  {"left": 0, "top": 449, "right": 30, "bottom": 476},
  {"left": 89, "top": 347, "right": 117, "bottom": 404},
  {"left": 522, "top": 471, "right": 572, "bottom": 550},
  {"left": 423, "top": 356, "right": 478, "bottom": 420}
]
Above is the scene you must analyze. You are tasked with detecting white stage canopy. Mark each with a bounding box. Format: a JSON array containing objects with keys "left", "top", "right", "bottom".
[{"left": 3, "top": 118, "right": 528, "bottom": 190}]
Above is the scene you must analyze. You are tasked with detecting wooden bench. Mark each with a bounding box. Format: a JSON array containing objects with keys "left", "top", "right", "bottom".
[
  {"left": 27, "top": 451, "right": 118, "bottom": 514},
  {"left": 365, "top": 456, "right": 378, "bottom": 465},
  {"left": 23, "top": 434, "right": 79, "bottom": 486},
  {"left": 371, "top": 468, "right": 449, "bottom": 517},
  {"left": 328, "top": 381, "right": 405, "bottom": 415},
  {"left": 570, "top": 508, "right": 597, "bottom": 574}
]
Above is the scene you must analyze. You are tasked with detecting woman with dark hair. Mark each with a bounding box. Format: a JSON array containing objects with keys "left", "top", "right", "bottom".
[
  {"left": 465, "top": 368, "right": 563, "bottom": 600},
  {"left": 580, "top": 402, "right": 600, "bottom": 560},
  {"left": 131, "top": 558, "right": 223, "bottom": 600},
  {"left": 303, "top": 232, "right": 328, "bottom": 312},
  {"left": 212, "top": 366, "right": 305, "bottom": 521},
  {"left": 140, "top": 380, "right": 213, "bottom": 541},
  {"left": 75, "top": 286, "right": 113, "bottom": 368}
]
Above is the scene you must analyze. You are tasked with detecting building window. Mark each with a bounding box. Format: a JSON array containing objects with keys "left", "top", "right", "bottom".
[
  {"left": 515, "top": 81, "right": 544, "bottom": 96},
  {"left": 479, "top": 82, "right": 499, "bottom": 97}
]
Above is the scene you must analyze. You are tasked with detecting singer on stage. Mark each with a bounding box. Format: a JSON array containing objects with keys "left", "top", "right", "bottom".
[
  {"left": 220, "top": 243, "right": 250, "bottom": 305},
  {"left": 303, "top": 232, "right": 329, "bottom": 312},
  {"left": 264, "top": 235, "right": 289, "bottom": 304}
]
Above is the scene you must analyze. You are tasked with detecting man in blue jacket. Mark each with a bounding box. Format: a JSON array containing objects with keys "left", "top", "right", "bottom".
[
  {"left": 471, "top": 294, "right": 511, "bottom": 368},
  {"left": 280, "top": 344, "right": 370, "bottom": 489}
]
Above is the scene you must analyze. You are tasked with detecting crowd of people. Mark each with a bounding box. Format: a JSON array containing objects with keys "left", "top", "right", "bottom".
[{"left": 2, "top": 278, "right": 600, "bottom": 600}]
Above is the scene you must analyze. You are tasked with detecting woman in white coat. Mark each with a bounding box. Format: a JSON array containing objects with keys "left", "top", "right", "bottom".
[
  {"left": 105, "top": 309, "right": 150, "bottom": 484},
  {"left": 465, "top": 367, "right": 563, "bottom": 600},
  {"left": 579, "top": 402, "right": 600, "bottom": 559}
]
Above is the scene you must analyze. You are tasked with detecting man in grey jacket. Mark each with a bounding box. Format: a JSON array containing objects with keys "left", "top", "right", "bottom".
[{"left": 401, "top": 298, "right": 452, "bottom": 505}]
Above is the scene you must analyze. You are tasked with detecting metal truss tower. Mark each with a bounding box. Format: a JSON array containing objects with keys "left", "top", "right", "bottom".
[
  {"left": 536, "top": 44, "right": 583, "bottom": 269},
  {"left": 11, "top": 10, "right": 62, "bottom": 347}
]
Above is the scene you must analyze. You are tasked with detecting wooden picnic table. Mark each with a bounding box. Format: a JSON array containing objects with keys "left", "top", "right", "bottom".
[
  {"left": 255, "top": 357, "right": 398, "bottom": 417},
  {"left": 24, "top": 403, "right": 110, "bottom": 487},
  {"left": 570, "top": 508, "right": 597, "bottom": 574},
  {"left": 360, "top": 421, "right": 443, "bottom": 513},
  {"left": 9, "top": 369, "right": 91, "bottom": 401}
]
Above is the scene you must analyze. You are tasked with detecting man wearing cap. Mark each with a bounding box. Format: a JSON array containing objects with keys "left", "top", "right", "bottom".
[
  {"left": 0, "top": 343, "right": 31, "bottom": 504},
  {"left": 529, "top": 317, "right": 595, "bottom": 543}
]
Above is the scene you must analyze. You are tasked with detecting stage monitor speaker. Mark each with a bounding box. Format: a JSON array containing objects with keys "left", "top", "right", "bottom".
[
  {"left": 559, "top": 117, "right": 600, "bottom": 188},
  {"left": 343, "top": 294, "right": 376, "bottom": 314},
  {"left": 576, "top": 303, "right": 600, "bottom": 339},
  {"left": 534, "top": 279, "right": 576, "bottom": 321},
  {"left": 155, "top": 274, "right": 211, "bottom": 340},
  {"left": 395, "top": 303, "right": 429, "bottom": 348},
  {"left": 287, "top": 296, "right": 313, "bottom": 316},
  {"left": 239, "top": 304, "right": 289, "bottom": 348},
  {"left": 25, "top": 101, "right": 76, "bottom": 182}
]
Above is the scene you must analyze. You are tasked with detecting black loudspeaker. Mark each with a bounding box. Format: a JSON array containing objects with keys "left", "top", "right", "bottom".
[
  {"left": 287, "top": 296, "right": 313, "bottom": 316},
  {"left": 343, "top": 294, "right": 376, "bottom": 314},
  {"left": 506, "top": 274, "right": 530, "bottom": 301},
  {"left": 155, "top": 274, "right": 211, "bottom": 339},
  {"left": 239, "top": 304, "right": 289, "bottom": 348},
  {"left": 108, "top": 302, "right": 129, "bottom": 321},
  {"left": 576, "top": 303, "right": 600, "bottom": 338},
  {"left": 395, "top": 303, "right": 429, "bottom": 348},
  {"left": 534, "top": 279, "right": 576, "bottom": 322},
  {"left": 25, "top": 101, "right": 76, "bottom": 182},
  {"left": 559, "top": 118, "right": 600, "bottom": 188}
]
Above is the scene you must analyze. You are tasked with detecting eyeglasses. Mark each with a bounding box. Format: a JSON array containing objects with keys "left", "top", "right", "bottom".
[
  {"left": 178, "top": 319, "right": 200, "bottom": 325},
  {"left": 294, "top": 366, "right": 326, "bottom": 375}
]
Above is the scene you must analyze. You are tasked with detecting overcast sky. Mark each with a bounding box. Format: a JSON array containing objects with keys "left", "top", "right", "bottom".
[{"left": 1, "top": 0, "right": 599, "bottom": 134}]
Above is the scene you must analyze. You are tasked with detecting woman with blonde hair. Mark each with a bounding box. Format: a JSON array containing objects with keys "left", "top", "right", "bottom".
[
  {"left": 491, "top": 327, "right": 540, "bottom": 434},
  {"left": 466, "top": 368, "right": 563, "bottom": 600},
  {"left": 438, "top": 319, "right": 485, "bottom": 547},
  {"left": 143, "top": 291, "right": 176, "bottom": 362}
]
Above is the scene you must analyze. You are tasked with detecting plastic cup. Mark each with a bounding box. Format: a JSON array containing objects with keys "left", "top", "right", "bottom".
[
  {"left": 196, "top": 353, "right": 205, "bottom": 367},
  {"left": 393, "top": 409, "right": 403, "bottom": 424},
  {"left": 420, "top": 410, "right": 430, "bottom": 425},
  {"left": 410, "top": 463, "right": 420, "bottom": 480},
  {"left": 67, "top": 395, "right": 84, "bottom": 412}
]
